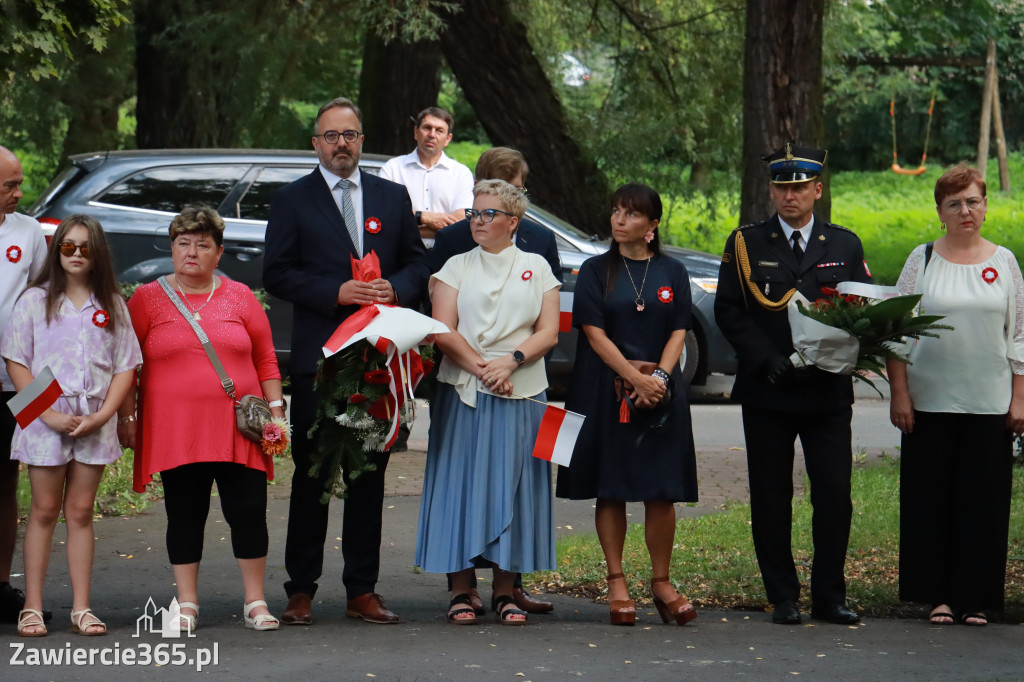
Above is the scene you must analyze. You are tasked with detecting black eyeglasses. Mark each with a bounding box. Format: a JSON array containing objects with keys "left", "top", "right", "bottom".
[
  {"left": 59, "top": 241, "right": 89, "bottom": 258},
  {"left": 318, "top": 130, "right": 362, "bottom": 145},
  {"left": 465, "top": 208, "right": 514, "bottom": 223}
]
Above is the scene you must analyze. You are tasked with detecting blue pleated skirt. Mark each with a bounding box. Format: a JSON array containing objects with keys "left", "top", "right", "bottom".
[{"left": 414, "top": 383, "right": 555, "bottom": 574}]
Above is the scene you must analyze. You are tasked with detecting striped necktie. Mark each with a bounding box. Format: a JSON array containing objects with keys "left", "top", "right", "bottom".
[{"left": 337, "top": 178, "right": 360, "bottom": 257}]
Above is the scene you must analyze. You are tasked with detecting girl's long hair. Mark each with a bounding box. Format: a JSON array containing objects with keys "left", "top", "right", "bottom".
[{"left": 26, "top": 214, "right": 124, "bottom": 332}]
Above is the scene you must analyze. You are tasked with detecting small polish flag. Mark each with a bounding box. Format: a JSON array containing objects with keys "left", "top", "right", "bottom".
[
  {"left": 7, "top": 366, "right": 63, "bottom": 429},
  {"left": 559, "top": 291, "right": 574, "bottom": 333},
  {"left": 531, "top": 405, "right": 585, "bottom": 467}
]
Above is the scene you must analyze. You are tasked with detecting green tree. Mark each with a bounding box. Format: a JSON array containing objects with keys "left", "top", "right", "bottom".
[{"left": 0, "top": 0, "right": 128, "bottom": 82}]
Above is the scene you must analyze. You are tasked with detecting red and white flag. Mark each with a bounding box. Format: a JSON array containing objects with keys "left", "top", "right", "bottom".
[
  {"left": 559, "top": 291, "right": 573, "bottom": 333},
  {"left": 531, "top": 404, "right": 585, "bottom": 467},
  {"left": 7, "top": 366, "right": 63, "bottom": 429}
]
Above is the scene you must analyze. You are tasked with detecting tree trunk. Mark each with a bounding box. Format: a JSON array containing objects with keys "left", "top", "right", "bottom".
[
  {"left": 740, "top": 0, "right": 827, "bottom": 225},
  {"left": 359, "top": 33, "right": 443, "bottom": 156},
  {"left": 438, "top": 0, "right": 609, "bottom": 236},
  {"left": 60, "top": 23, "right": 134, "bottom": 159}
]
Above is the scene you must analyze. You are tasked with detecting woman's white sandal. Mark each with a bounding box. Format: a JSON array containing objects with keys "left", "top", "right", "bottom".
[
  {"left": 71, "top": 608, "right": 106, "bottom": 636},
  {"left": 175, "top": 601, "right": 199, "bottom": 633},
  {"left": 243, "top": 599, "right": 279, "bottom": 631},
  {"left": 17, "top": 609, "right": 47, "bottom": 637}
]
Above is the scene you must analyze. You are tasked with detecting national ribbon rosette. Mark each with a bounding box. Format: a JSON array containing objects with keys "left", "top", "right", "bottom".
[{"left": 307, "top": 251, "right": 448, "bottom": 501}]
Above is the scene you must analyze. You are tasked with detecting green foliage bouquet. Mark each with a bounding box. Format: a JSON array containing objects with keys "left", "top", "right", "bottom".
[{"left": 789, "top": 285, "right": 952, "bottom": 393}]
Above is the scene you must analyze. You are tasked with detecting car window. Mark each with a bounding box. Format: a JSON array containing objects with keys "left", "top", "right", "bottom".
[
  {"left": 98, "top": 165, "right": 245, "bottom": 213},
  {"left": 234, "top": 166, "right": 315, "bottom": 221}
]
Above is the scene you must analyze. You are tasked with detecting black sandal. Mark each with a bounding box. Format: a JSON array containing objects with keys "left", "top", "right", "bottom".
[
  {"left": 447, "top": 594, "right": 477, "bottom": 625},
  {"left": 492, "top": 594, "right": 527, "bottom": 626},
  {"left": 928, "top": 607, "right": 954, "bottom": 625},
  {"left": 959, "top": 612, "right": 987, "bottom": 626}
]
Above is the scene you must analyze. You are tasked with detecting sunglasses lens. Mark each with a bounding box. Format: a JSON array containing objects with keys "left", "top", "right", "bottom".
[{"left": 59, "top": 242, "right": 88, "bottom": 258}]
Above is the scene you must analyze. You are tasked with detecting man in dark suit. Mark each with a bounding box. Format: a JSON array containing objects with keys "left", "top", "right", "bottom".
[
  {"left": 264, "top": 97, "right": 429, "bottom": 625},
  {"left": 428, "top": 146, "right": 561, "bottom": 616},
  {"left": 714, "top": 144, "right": 870, "bottom": 626}
]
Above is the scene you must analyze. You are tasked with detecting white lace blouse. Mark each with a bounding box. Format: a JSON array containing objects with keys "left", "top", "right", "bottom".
[{"left": 895, "top": 243, "right": 1024, "bottom": 414}]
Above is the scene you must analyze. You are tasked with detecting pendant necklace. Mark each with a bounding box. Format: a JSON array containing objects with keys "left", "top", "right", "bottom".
[
  {"left": 176, "top": 277, "right": 216, "bottom": 320},
  {"left": 622, "top": 255, "right": 651, "bottom": 312}
]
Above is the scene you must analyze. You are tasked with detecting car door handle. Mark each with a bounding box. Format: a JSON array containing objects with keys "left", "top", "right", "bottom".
[{"left": 225, "top": 245, "right": 263, "bottom": 261}]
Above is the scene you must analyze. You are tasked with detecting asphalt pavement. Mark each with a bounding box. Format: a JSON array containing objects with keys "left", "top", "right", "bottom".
[{"left": 4, "top": 377, "right": 1023, "bottom": 681}]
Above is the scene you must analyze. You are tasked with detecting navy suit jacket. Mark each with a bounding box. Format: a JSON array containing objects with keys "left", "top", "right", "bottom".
[
  {"left": 263, "top": 168, "right": 429, "bottom": 376},
  {"left": 428, "top": 216, "right": 562, "bottom": 280}
]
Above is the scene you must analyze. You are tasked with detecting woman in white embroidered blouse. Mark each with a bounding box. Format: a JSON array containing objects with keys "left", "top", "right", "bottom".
[{"left": 886, "top": 164, "right": 1024, "bottom": 627}]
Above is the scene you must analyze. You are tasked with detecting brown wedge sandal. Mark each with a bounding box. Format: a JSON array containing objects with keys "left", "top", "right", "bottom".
[
  {"left": 607, "top": 573, "right": 636, "bottom": 626},
  {"left": 651, "top": 577, "right": 697, "bottom": 626}
]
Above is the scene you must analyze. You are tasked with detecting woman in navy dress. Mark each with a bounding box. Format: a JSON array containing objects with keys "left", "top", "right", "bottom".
[{"left": 556, "top": 183, "right": 698, "bottom": 626}]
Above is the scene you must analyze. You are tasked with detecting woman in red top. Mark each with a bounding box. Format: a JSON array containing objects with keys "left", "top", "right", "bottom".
[{"left": 120, "top": 206, "right": 285, "bottom": 632}]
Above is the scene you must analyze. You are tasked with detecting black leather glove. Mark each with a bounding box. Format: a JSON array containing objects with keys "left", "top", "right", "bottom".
[{"left": 761, "top": 355, "right": 795, "bottom": 385}]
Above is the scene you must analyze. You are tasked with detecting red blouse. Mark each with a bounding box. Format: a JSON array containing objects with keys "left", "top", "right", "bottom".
[{"left": 128, "top": 278, "right": 281, "bottom": 492}]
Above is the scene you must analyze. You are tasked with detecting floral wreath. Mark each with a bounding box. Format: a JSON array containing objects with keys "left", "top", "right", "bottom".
[
  {"left": 982, "top": 267, "right": 998, "bottom": 284},
  {"left": 657, "top": 286, "right": 673, "bottom": 303},
  {"left": 6, "top": 245, "right": 21, "bottom": 263},
  {"left": 364, "top": 217, "right": 382, "bottom": 234},
  {"left": 92, "top": 310, "right": 110, "bottom": 328},
  {"left": 521, "top": 270, "right": 533, "bottom": 281}
]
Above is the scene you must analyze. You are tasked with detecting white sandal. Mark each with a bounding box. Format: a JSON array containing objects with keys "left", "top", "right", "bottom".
[
  {"left": 70, "top": 608, "right": 106, "bottom": 636},
  {"left": 17, "top": 609, "right": 47, "bottom": 637},
  {"left": 175, "top": 601, "right": 199, "bottom": 633},
  {"left": 243, "top": 599, "right": 280, "bottom": 631}
]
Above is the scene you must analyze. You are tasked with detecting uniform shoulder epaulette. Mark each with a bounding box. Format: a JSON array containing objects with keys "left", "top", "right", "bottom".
[
  {"left": 826, "top": 222, "right": 855, "bottom": 234},
  {"left": 736, "top": 222, "right": 757, "bottom": 231}
]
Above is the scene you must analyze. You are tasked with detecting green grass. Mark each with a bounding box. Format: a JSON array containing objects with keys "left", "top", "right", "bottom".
[
  {"left": 15, "top": 450, "right": 164, "bottom": 520},
  {"left": 534, "top": 457, "right": 1024, "bottom": 619}
]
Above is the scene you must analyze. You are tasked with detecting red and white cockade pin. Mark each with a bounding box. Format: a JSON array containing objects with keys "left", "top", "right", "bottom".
[
  {"left": 982, "top": 267, "right": 998, "bottom": 284},
  {"left": 92, "top": 310, "right": 110, "bottom": 328},
  {"left": 6, "top": 245, "right": 21, "bottom": 263},
  {"left": 364, "top": 217, "right": 382, "bottom": 234},
  {"left": 657, "top": 286, "right": 673, "bottom": 303},
  {"left": 521, "top": 270, "right": 533, "bottom": 281}
]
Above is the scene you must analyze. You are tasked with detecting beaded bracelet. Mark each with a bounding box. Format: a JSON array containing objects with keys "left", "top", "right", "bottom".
[{"left": 651, "top": 368, "right": 671, "bottom": 385}]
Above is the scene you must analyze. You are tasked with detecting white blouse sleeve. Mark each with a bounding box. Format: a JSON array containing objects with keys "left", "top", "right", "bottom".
[
  {"left": 999, "top": 247, "right": 1024, "bottom": 374},
  {"left": 895, "top": 244, "right": 927, "bottom": 296}
]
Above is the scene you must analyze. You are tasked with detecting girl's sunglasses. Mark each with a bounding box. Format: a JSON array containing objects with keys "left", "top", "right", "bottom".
[{"left": 59, "top": 242, "right": 89, "bottom": 258}]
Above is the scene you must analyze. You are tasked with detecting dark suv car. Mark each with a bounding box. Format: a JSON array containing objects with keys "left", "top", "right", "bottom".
[{"left": 30, "top": 149, "right": 735, "bottom": 394}]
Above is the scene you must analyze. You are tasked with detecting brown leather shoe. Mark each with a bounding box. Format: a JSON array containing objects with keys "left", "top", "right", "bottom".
[
  {"left": 281, "top": 593, "right": 313, "bottom": 625},
  {"left": 346, "top": 593, "right": 400, "bottom": 624},
  {"left": 513, "top": 587, "right": 553, "bottom": 614}
]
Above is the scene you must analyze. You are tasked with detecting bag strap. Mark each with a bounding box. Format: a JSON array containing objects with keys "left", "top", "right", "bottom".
[
  {"left": 924, "top": 241, "right": 934, "bottom": 270},
  {"left": 157, "top": 276, "right": 236, "bottom": 399}
]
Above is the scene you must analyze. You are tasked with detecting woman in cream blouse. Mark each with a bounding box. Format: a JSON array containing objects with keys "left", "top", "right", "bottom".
[
  {"left": 887, "top": 164, "right": 1024, "bottom": 627},
  {"left": 415, "top": 179, "right": 561, "bottom": 625}
]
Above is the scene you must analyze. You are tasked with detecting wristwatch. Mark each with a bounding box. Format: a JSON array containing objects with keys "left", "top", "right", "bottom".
[
  {"left": 512, "top": 350, "right": 526, "bottom": 366},
  {"left": 415, "top": 210, "right": 423, "bottom": 223}
]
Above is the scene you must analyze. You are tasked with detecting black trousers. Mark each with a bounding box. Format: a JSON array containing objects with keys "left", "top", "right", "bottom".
[
  {"left": 741, "top": 405, "right": 853, "bottom": 607},
  {"left": 899, "top": 411, "right": 1012, "bottom": 612},
  {"left": 284, "top": 374, "right": 390, "bottom": 600},
  {"left": 161, "top": 462, "right": 269, "bottom": 564}
]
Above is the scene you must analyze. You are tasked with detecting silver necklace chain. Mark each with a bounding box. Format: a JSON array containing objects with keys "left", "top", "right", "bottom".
[
  {"left": 175, "top": 277, "right": 216, "bottom": 320},
  {"left": 622, "top": 256, "right": 651, "bottom": 312}
]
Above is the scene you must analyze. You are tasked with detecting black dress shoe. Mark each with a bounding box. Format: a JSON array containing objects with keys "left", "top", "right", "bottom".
[
  {"left": 0, "top": 584, "right": 52, "bottom": 623},
  {"left": 771, "top": 600, "right": 802, "bottom": 624},
  {"left": 811, "top": 603, "right": 861, "bottom": 624}
]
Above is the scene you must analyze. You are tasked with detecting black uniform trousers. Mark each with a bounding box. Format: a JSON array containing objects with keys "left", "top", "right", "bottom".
[
  {"left": 741, "top": 404, "right": 853, "bottom": 607},
  {"left": 284, "top": 373, "right": 390, "bottom": 600}
]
